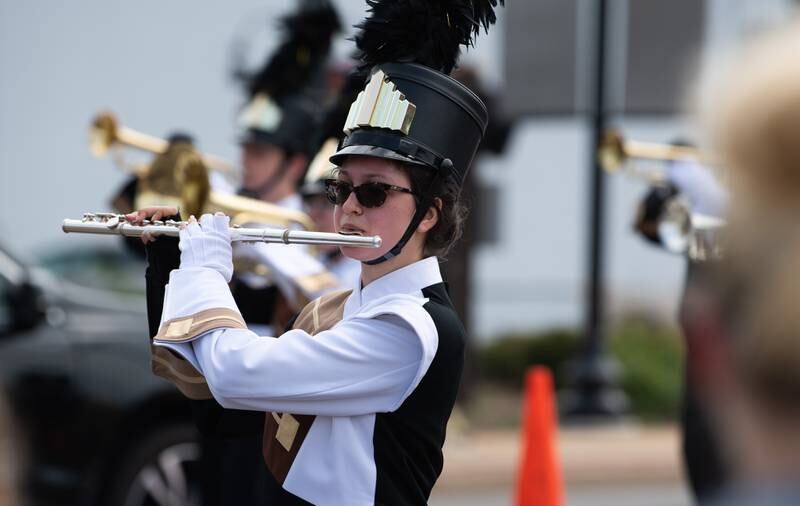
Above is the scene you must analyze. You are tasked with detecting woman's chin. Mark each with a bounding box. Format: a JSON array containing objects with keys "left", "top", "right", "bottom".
[{"left": 341, "top": 245, "right": 386, "bottom": 263}]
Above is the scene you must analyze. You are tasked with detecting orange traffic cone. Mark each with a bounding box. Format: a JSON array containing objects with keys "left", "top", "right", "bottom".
[{"left": 515, "top": 366, "right": 564, "bottom": 506}]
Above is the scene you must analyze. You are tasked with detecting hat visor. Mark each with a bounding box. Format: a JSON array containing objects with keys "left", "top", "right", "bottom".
[
  {"left": 329, "top": 145, "right": 429, "bottom": 168},
  {"left": 238, "top": 129, "right": 279, "bottom": 147},
  {"left": 299, "top": 181, "right": 326, "bottom": 197}
]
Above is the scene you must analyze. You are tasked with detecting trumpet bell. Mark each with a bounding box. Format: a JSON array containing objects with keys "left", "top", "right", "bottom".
[
  {"left": 133, "top": 141, "right": 210, "bottom": 219},
  {"left": 657, "top": 196, "right": 726, "bottom": 261},
  {"left": 598, "top": 128, "right": 626, "bottom": 172},
  {"left": 657, "top": 198, "right": 692, "bottom": 254},
  {"left": 598, "top": 128, "right": 710, "bottom": 183},
  {"left": 90, "top": 111, "right": 119, "bottom": 157},
  {"left": 91, "top": 109, "right": 309, "bottom": 230}
]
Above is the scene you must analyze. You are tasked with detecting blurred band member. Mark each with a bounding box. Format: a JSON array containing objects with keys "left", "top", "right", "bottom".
[
  {"left": 688, "top": 15, "right": 800, "bottom": 506},
  {"left": 231, "top": 0, "right": 342, "bottom": 335},
  {"left": 632, "top": 151, "right": 729, "bottom": 502}
]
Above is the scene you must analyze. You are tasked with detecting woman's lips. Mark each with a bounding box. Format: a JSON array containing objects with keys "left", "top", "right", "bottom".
[{"left": 339, "top": 225, "right": 364, "bottom": 236}]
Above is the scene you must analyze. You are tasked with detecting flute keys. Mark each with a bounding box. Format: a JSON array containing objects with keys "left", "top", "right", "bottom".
[{"left": 105, "top": 215, "right": 120, "bottom": 228}]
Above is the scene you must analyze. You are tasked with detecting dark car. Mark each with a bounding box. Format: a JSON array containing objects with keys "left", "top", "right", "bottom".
[{"left": 0, "top": 242, "right": 201, "bottom": 506}]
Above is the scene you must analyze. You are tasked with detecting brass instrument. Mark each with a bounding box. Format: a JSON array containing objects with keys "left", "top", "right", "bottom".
[
  {"left": 598, "top": 128, "right": 708, "bottom": 182},
  {"left": 600, "top": 129, "right": 726, "bottom": 261},
  {"left": 88, "top": 113, "right": 342, "bottom": 310},
  {"left": 90, "top": 111, "right": 235, "bottom": 174},
  {"left": 90, "top": 111, "right": 314, "bottom": 230},
  {"left": 63, "top": 213, "right": 382, "bottom": 248},
  {"left": 657, "top": 198, "right": 726, "bottom": 261}
]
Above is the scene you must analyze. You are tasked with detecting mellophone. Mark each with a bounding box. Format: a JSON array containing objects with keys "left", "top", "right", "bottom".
[
  {"left": 599, "top": 129, "right": 727, "bottom": 261},
  {"left": 63, "top": 212, "right": 382, "bottom": 248}
]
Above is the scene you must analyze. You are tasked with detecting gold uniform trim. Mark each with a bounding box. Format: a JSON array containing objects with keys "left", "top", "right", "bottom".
[
  {"left": 150, "top": 307, "right": 245, "bottom": 401},
  {"left": 271, "top": 412, "right": 300, "bottom": 451},
  {"left": 292, "top": 289, "right": 351, "bottom": 336},
  {"left": 155, "top": 307, "right": 247, "bottom": 343},
  {"left": 343, "top": 69, "right": 416, "bottom": 135},
  {"left": 262, "top": 289, "right": 353, "bottom": 483},
  {"left": 295, "top": 271, "right": 338, "bottom": 298},
  {"left": 151, "top": 346, "right": 213, "bottom": 400},
  {"left": 152, "top": 354, "right": 207, "bottom": 384}
]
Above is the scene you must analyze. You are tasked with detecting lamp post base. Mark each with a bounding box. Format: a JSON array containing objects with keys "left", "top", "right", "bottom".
[{"left": 560, "top": 355, "right": 629, "bottom": 421}]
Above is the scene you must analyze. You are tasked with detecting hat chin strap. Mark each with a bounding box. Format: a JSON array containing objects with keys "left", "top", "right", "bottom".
[
  {"left": 362, "top": 159, "right": 452, "bottom": 266},
  {"left": 362, "top": 196, "right": 432, "bottom": 265}
]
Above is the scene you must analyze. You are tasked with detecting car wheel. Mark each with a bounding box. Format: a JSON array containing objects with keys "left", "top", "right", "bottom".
[{"left": 106, "top": 423, "right": 201, "bottom": 506}]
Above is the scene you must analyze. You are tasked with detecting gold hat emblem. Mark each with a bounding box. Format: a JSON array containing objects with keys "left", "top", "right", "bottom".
[
  {"left": 239, "top": 93, "right": 283, "bottom": 132},
  {"left": 343, "top": 70, "right": 416, "bottom": 136}
]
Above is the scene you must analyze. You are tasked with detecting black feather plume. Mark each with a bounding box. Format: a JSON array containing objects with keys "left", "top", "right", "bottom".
[
  {"left": 234, "top": 0, "right": 342, "bottom": 101},
  {"left": 353, "top": 0, "right": 502, "bottom": 74}
]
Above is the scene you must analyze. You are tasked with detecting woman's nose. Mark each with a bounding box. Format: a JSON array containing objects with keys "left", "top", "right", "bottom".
[{"left": 341, "top": 190, "right": 362, "bottom": 215}]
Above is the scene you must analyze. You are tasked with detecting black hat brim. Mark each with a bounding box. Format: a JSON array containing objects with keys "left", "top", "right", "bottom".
[
  {"left": 238, "top": 128, "right": 281, "bottom": 147},
  {"left": 299, "top": 180, "right": 326, "bottom": 197},
  {"left": 329, "top": 144, "right": 429, "bottom": 168}
]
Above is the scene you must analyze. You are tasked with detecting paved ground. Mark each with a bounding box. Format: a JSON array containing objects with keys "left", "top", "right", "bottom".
[
  {"left": 431, "top": 423, "right": 689, "bottom": 504},
  {"left": 0, "top": 415, "right": 686, "bottom": 506},
  {"left": 431, "top": 484, "right": 691, "bottom": 506},
  {"left": 437, "top": 423, "right": 683, "bottom": 490}
]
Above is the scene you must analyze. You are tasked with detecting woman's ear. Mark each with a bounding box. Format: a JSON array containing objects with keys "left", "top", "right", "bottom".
[{"left": 418, "top": 197, "right": 442, "bottom": 233}]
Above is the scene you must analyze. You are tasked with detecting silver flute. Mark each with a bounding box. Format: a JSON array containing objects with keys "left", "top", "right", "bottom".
[{"left": 63, "top": 213, "right": 382, "bottom": 248}]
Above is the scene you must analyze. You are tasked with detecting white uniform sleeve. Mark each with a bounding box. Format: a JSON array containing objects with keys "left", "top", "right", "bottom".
[
  {"left": 191, "top": 314, "right": 426, "bottom": 417},
  {"left": 153, "top": 266, "right": 242, "bottom": 371},
  {"left": 665, "top": 160, "right": 728, "bottom": 218}
]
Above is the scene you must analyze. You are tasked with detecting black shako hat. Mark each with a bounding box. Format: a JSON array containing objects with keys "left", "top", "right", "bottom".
[
  {"left": 330, "top": 0, "right": 501, "bottom": 185},
  {"left": 330, "top": 62, "right": 488, "bottom": 186},
  {"left": 329, "top": 0, "right": 503, "bottom": 264},
  {"left": 234, "top": 0, "right": 341, "bottom": 156},
  {"left": 237, "top": 94, "right": 318, "bottom": 156}
]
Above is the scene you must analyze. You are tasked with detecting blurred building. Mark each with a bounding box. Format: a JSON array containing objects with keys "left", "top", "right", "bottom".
[
  {"left": 470, "top": 0, "right": 796, "bottom": 340},
  {"left": 0, "top": 0, "right": 796, "bottom": 341}
]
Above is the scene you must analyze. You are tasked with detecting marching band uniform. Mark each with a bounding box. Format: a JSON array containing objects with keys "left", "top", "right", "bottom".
[
  {"left": 153, "top": 249, "right": 462, "bottom": 505},
  {"left": 633, "top": 157, "right": 730, "bottom": 502},
  {"left": 229, "top": 0, "right": 342, "bottom": 335},
  {"left": 144, "top": 0, "right": 502, "bottom": 503}
]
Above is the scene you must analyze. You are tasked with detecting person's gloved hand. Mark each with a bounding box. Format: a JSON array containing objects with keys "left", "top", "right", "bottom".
[
  {"left": 179, "top": 213, "right": 233, "bottom": 282},
  {"left": 634, "top": 183, "right": 680, "bottom": 245}
]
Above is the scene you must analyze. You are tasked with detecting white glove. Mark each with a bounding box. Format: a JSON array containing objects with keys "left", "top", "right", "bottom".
[{"left": 179, "top": 213, "right": 233, "bottom": 282}]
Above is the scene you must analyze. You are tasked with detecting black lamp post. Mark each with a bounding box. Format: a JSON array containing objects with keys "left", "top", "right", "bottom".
[{"left": 562, "top": 0, "right": 628, "bottom": 419}]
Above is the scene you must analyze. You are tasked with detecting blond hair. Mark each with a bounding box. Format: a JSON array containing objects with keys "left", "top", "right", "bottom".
[
  {"left": 701, "top": 17, "right": 800, "bottom": 212},
  {"left": 698, "top": 16, "right": 800, "bottom": 416}
]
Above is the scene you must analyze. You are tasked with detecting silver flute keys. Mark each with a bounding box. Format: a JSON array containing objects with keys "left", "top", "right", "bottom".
[{"left": 62, "top": 213, "right": 382, "bottom": 248}]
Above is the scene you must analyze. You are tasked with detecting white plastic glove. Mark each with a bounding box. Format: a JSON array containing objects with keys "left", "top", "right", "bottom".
[{"left": 179, "top": 213, "right": 234, "bottom": 282}]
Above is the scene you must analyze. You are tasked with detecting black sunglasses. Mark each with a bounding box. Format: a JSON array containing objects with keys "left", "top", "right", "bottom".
[{"left": 323, "top": 179, "right": 415, "bottom": 208}]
